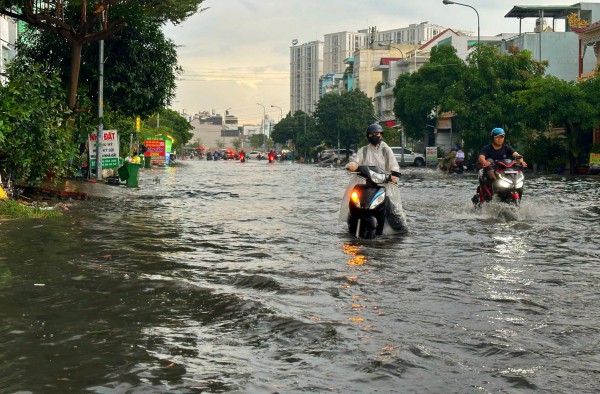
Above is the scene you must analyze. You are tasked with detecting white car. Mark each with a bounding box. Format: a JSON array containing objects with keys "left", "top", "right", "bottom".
[
  {"left": 247, "top": 151, "right": 262, "bottom": 159},
  {"left": 319, "top": 149, "right": 355, "bottom": 161},
  {"left": 390, "top": 147, "right": 426, "bottom": 167}
]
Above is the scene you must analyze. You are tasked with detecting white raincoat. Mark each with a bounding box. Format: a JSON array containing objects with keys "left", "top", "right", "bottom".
[{"left": 338, "top": 141, "right": 408, "bottom": 233}]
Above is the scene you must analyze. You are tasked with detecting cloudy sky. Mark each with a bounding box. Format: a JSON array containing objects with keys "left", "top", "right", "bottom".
[{"left": 162, "top": 0, "right": 567, "bottom": 124}]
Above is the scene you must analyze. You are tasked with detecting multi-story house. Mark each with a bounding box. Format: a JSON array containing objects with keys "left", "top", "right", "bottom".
[{"left": 502, "top": 2, "right": 600, "bottom": 81}]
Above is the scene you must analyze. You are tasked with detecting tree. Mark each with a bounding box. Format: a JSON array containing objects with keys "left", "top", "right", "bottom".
[
  {"left": 313, "top": 89, "right": 375, "bottom": 157},
  {"left": 394, "top": 45, "right": 466, "bottom": 141},
  {"left": 0, "top": 0, "right": 207, "bottom": 111},
  {"left": 444, "top": 46, "right": 546, "bottom": 155},
  {"left": 146, "top": 109, "right": 194, "bottom": 150},
  {"left": 250, "top": 134, "right": 266, "bottom": 150},
  {"left": 12, "top": 3, "right": 183, "bottom": 118},
  {"left": 0, "top": 63, "right": 74, "bottom": 184},
  {"left": 271, "top": 110, "right": 319, "bottom": 160},
  {"left": 516, "top": 76, "right": 595, "bottom": 172}
]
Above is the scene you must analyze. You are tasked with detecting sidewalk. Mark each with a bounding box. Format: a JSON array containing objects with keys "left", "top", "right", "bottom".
[{"left": 23, "top": 177, "right": 129, "bottom": 200}]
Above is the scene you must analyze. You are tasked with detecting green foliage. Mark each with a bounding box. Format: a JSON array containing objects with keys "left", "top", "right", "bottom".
[
  {"left": 445, "top": 46, "right": 546, "bottom": 152},
  {"left": 393, "top": 45, "right": 561, "bottom": 164},
  {"left": 271, "top": 110, "right": 318, "bottom": 159},
  {"left": 145, "top": 109, "right": 194, "bottom": 150},
  {"left": 14, "top": 2, "right": 180, "bottom": 118},
  {"left": 0, "top": 0, "right": 207, "bottom": 26},
  {"left": 394, "top": 45, "right": 466, "bottom": 141},
  {"left": 0, "top": 200, "right": 64, "bottom": 219},
  {"left": 521, "top": 132, "right": 566, "bottom": 170},
  {"left": 313, "top": 89, "right": 375, "bottom": 152},
  {"left": 0, "top": 63, "right": 74, "bottom": 184},
  {"left": 135, "top": 0, "right": 208, "bottom": 25},
  {"left": 516, "top": 76, "right": 594, "bottom": 169}
]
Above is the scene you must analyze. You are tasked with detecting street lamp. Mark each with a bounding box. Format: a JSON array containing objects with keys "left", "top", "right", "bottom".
[
  {"left": 223, "top": 107, "right": 231, "bottom": 145},
  {"left": 442, "top": 0, "right": 480, "bottom": 48},
  {"left": 270, "top": 105, "right": 283, "bottom": 121},
  {"left": 377, "top": 42, "right": 404, "bottom": 58},
  {"left": 257, "top": 103, "right": 266, "bottom": 150}
]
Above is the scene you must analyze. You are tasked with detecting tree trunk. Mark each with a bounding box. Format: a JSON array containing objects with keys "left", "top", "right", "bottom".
[{"left": 68, "top": 41, "right": 83, "bottom": 111}]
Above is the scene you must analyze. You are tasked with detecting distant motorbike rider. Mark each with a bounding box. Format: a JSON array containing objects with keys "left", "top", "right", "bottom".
[
  {"left": 455, "top": 145, "right": 465, "bottom": 167},
  {"left": 340, "top": 123, "right": 407, "bottom": 232},
  {"left": 442, "top": 148, "right": 457, "bottom": 174}
]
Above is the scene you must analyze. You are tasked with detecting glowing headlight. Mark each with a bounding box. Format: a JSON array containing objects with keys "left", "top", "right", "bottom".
[
  {"left": 515, "top": 173, "right": 524, "bottom": 189},
  {"left": 369, "top": 191, "right": 386, "bottom": 209},
  {"left": 497, "top": 179, "right": 512, "bottom": 188},
  {"left": 350, "top": 191, "right": 361, "bottom": 207}
]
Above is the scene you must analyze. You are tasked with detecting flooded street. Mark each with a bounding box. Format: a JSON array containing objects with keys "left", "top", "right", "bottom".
[{"left": 1, "top": 159, "right": 599, "bottom": 393}]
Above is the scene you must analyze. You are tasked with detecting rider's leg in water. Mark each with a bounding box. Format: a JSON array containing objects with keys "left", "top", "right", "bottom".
[{"left": 482, "top": 166, "right": 495, "bottom": 201}]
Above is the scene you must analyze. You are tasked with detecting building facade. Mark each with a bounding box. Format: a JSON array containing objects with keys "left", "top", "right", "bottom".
[
  {"left": 0, "top": 14, "right": 18, "bottom": 82},
  {"left": 377, "top": 22, "right": 465, "bottom": 46},
  {"left": 290, "top": 40, "right": 323, "bottom": 115},
  {"left": 502, "top": 2, "right": 600, "bottom": 81},
  {"left": 323, "top": 30, "right": 369, "bottom": 75}
]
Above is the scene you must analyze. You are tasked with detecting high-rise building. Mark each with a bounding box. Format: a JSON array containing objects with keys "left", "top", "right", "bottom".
[
  {"left": 290, "top": 40, "right": 323, "bottom": 115},
  {"left": 323, "top": 30, "right": 370, "bottom": 75},
  {"left": 377, "top": 22, "right": 467, "bottom": 46}
]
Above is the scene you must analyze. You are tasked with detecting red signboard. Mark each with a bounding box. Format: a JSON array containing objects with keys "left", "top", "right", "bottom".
[{"left": 144, "top": 139, "right": 166, "bottom": 162}]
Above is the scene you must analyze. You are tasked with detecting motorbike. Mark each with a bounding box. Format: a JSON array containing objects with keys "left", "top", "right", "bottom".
[
  {"left": 472, "top": 156, "right": 524, "bottom": 206},
  {"left": 438, "top": 160, "right": 465, "bottom": 174},
  {"left": 268, "top": 153, "right": 275, "bottom": 163},
  {"left": 239, "top": 152, "right": 246, "bottom": 163},
  {"left": 346, "top": 165, "right": 396, "bottom": 239}
]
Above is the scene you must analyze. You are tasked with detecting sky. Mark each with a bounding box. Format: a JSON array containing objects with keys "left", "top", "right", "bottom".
[{"left": 162, "top": 0, "right": 570, "bottom": 125}]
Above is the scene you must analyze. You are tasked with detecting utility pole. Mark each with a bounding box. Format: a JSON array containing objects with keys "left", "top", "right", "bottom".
[
  {"left": 96, "top": 13, "right": 105, "bottom": 180},
  {"left": 257, "top": 103, "right": 266, "bottom": 151}
]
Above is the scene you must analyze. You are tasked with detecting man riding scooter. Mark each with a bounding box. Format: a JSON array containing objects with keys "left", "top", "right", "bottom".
[{"left": 477, "top": 128, "right": 527, "bottom": 202}]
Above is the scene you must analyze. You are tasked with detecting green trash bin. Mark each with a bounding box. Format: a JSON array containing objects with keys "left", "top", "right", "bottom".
[
  {"left": 144, "top": 155, "right": 151, "bottom": 168},
  {"left": 118, "top": 162, "right": 141, "bottom": 188}
]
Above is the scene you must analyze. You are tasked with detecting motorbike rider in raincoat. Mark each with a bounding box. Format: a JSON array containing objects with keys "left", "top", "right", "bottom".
[{"left": 339, "top": 123, "right": 408, "bottom": 233}]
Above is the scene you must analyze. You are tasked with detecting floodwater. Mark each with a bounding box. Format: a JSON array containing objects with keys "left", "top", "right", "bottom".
[{"left": 1, "top": 159, "right": 599, "bottom": 393}]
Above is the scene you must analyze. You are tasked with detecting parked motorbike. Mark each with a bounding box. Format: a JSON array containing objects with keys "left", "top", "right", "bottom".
[
  {"left": 346, "top": 165, "right": 395, "bottom": 239},
  {"left": 472, "top": 156, "right": 524, "bottom": 206}
]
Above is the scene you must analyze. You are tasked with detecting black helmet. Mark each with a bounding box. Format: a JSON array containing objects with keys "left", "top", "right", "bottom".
[
  {"left": 365, "top": 123, "right": 383, "bottom": 137},
  {"left": 491, "top": 127, "right": 506, "bottom": 138}
]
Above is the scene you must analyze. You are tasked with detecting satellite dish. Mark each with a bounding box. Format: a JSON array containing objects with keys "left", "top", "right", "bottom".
[{"left": 292, "top": 39, "right": 298, "bottom": 46}]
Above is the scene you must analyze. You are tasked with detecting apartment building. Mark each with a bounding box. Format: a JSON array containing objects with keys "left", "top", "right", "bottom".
[
  {"left": 292, "top": 22, "right": 457, "bottom": 114},
  {"left": 290, "top": 40, "right": 323, "bottom": 115},
  {"left": 377, "top": 22, "right": 467, "bottom": 46},
  {"left": 323, "top": 30, "right": 369, "bottom": 74}
]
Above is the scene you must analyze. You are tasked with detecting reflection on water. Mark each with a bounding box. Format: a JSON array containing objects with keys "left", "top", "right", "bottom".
[{"left": 0, "top": 161, "right": 599, "bottom": 392}]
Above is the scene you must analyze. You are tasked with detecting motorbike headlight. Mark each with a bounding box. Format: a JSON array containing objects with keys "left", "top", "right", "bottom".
[
  {"left": 369, "top": 170, "right": 388, "bottom": 184},
  {"left": 497, "top": 178, "right": 512, "bottom": 189},
  {"left": 369, "top": 190, "right": 386, "bottom": 209},
  {"left": 515, "top": 173, "right": 524, "bottom": 189},
  {"left": 350, "top": 191, "right": 361, "bottom": 208}
]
